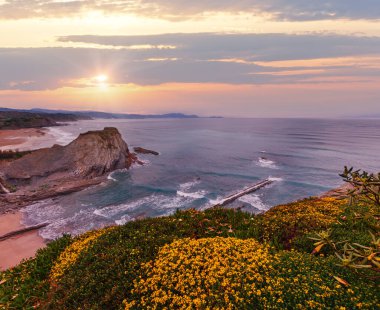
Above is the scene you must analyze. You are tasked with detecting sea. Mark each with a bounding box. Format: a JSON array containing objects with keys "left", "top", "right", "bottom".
[{"left": 20, "top": 118, "right": 380, "bottom": 240}]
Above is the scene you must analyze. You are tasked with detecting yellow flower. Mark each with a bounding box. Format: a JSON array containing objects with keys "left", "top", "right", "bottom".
[{"left": 50, "top": 226, "right": 114, "bottom": 280}]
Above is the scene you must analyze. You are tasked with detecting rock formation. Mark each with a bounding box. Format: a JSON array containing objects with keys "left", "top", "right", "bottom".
[
  {"left": 0, "top": 127, "right": 141, "bottom": 212},
  {"left": 133, "top": 147, "right": 159, "bottom": 156}
]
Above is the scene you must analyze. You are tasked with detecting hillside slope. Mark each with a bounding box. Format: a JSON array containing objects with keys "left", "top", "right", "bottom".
[{"left": 1, "top": 196, "right": 379, "bottom": 309}]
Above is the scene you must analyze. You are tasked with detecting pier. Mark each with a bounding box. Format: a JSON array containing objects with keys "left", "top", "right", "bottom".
[{"left": 214, "top": 179, "right": 273, "bottom": 207}]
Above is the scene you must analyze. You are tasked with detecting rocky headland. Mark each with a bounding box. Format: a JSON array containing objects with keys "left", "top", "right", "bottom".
[{"left": 0, "top": 127, "right": 143, "bottom": 213}]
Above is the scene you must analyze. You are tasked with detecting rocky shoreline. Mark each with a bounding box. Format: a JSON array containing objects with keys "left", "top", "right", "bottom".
[{"left": 0, "top": 127, "right": 157, "bottom": 215}]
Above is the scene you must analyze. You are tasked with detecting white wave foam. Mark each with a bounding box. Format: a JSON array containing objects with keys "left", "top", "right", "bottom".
[
  {"left": 47, "top": 127, "right": 76, "bottom": 146},
  {"left": 177, "top": 190, "right": 207, "bottom": 199},
  {"left": 207, "top": 196, "right": 223, "bottom": 206},
  {"left": 115, "top": 215, "right": 133, "bottom": 225},
  {"left": 94, "top": 193, "right": 192, "bottom": 220},
  {"left": 21, "top": 200, "right": 65, "bottom": 226},
  {"left": 38, "top": 209, "right": 110, "bottom": 240},
  {"left": 176, "top": 179, "right": 207, "bottom": 200},
  {"left": 107, "top": 172, "right": 117, "bottom": 182},
  {"left": 256, "top": 157, "right": 278, "bottom": 169},
  {"left": 93, "top": 201, "right": 139, "bottom": 218},
  {"left": 268, "top": 176, "right": 284, "bottom": 182},
  {"left": 238, "top": 194, "right": 269, "bottom": 211},
  {"left": 179, "top": 180, "right": 201, "bottom": 190},
  {"left": 131, "top": 159, "right": 151, "bottom": 169}
]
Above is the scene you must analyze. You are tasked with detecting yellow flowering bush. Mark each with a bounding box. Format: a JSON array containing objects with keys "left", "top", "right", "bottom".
[
  {"left": 124, "top": 237, "right": 274, "bottom": 309},
  {"left": 50, "top": 227, "right": 113, "bottom": 280},
  {"left": 261, "top": 197, "right": 346, "bottom": 246},
  {"left": 124, "top": 237, "right": 379, "bottom": 309}
]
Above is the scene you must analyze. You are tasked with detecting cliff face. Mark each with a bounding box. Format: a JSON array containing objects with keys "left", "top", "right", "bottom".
[
  {"left": 4, "top": 127, "right": 136, "bottom": 182},
  {"left": 0, "top": 128, "right": 141, "bottom": 211}
]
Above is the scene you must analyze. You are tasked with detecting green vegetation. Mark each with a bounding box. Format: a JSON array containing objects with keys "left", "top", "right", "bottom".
[{"left": 1, "top": 169, "right": 379, "bottom": 309}]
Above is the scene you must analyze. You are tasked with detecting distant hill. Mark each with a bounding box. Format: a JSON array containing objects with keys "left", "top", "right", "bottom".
[
  {"left": 0, "top": 107, "right": 208, "bottom": 120},
  {"left": 0, "top": 110, "right": 89, "bottom": 130}
]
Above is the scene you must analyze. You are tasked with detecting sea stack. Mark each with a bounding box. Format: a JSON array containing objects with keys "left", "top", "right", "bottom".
[
  {"left": 3, "top": 127, "right": 136, "bottom": 182},
  {"left": 0, "top": 127, "right": 140, "bottom": 211}
]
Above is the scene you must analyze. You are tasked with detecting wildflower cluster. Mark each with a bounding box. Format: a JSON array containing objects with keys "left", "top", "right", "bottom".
[
  {"left": 261, "top": 197, "right": 346, "bottom": 246},
  {"left": 124, "top": 237, "right": 275, "bottom": 309},
  {"left": 124, "top": 237, "right": 378, "bottom": 309},
  {"left": 50, "top": 227, "right": 112, "bottom": 280}
]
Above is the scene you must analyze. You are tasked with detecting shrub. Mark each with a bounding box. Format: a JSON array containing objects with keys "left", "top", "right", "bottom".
[
  {"left": 0, "top": 235, "right": 72, "bottom": 310},
  {"left": 260, "top": 197, "right": 346, "bottom": 248},
  {"left": 340, "top": 167, "right": 380, "bottom": 206},
  {"left": 125, "top": 237, "right": 379, "bottom": 309}
]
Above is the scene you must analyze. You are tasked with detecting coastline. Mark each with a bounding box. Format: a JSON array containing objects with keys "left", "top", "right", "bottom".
[
  {"left": 0, "top": 212, "right": 46, "bottom": 271},
  {"left": 0, "top": 126, "right": 73, "bottom": 270},
  {"left": 0, "top": 128, "right": 47, "bottom": 151}
]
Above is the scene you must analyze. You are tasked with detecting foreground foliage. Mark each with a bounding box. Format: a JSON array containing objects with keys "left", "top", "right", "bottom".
[
  {"left": 1, "top": 197, "right": 379, "bottom": 309},
  {"left": 125, "top": 237, "right": 377, "bottom": 309}
]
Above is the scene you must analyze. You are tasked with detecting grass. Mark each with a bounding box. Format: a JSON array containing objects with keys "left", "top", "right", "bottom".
[{"left": 0, "top": 198, "right": 379, "bottom": 309}]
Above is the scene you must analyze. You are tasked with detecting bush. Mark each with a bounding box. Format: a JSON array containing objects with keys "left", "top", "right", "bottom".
[
  {"left": 0, "top": 235, "right": 72, "bottom": 310},
  {"left": 260, "top": 197, "right": 346, "bottom": 249},
  {"left": 126, "top": 237, "right": 378, "bottom": 309}
]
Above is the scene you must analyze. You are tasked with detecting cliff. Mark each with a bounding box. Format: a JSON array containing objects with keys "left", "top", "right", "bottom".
[{"left": 0, "top": 127, "right": 141, "bottom": 211}]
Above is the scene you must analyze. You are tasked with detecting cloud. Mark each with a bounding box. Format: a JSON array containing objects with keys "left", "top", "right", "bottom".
[
  {"left": 0, "top": 0, "right": 379, "bottom": 21},
  {"left": 1, "top": 33, "right": 380, "bottom": 90}
]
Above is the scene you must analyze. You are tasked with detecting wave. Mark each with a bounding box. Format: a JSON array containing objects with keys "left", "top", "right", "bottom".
[
  {"left": 115, "top": 215, "right": 134, "bottom": 225},
  {"left": 179, "top": 180, "right": 201, "bottom": 190},
  {"left": 177, "top": 190, "right": 207, "bottom": 199},
  {"left": 268, "top": 176, "right": 284, "bottom": 182},
  {"left": 129, "top": 159, "right": 151, "bottom": 170},
  {"left": 47, "top": 127, "right": 76, "bottom": 146},
  {"left": 21, "top": 200, "right": 112, "bottom": 240},
  {"left": 176, "top": 179, "right": 207, "bottom": 200},
  {"left": 238, "top": 194, "right": 269, "bottom": 211},
  {"left": 107, "top": 172, "right": 117, "bottom": 182},
  {"left": 256, "top": 157, "right": 278, "bottom": 169},
  {"left": 94, "top": 193, "right": 196, "bottom": 222}
]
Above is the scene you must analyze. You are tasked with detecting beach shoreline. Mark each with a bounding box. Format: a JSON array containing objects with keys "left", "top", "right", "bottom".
[
  {"left": 0, "top": 211, "right": 46, "bottom": 271},
  {"left": 0, "top": 128, "right": 47, "bottom": 151}
]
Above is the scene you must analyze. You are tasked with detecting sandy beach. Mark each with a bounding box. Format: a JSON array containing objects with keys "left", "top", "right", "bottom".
[
  {"left": 0, "top": 128, "right": 47, "bottom": 151},
  {"left": 0, "top": 212, "right": 46, "bottom": 270}
]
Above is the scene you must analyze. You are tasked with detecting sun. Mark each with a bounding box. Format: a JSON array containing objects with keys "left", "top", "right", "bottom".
[
  {"left": 95, "top": 74, "right": 108, "bottom": 83},
  {"left": 93, "top": 74, "right": 109, "bottom": 90}
]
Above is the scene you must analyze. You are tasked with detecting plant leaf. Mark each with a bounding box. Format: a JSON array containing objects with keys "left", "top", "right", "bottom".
[{"left": 333, "top": 276, "right": 350, "bottom": 287}]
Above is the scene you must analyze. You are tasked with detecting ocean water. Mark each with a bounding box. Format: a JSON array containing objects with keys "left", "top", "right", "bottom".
[{"left": 21, "top": 118, "right": 380, "bottom": 240}]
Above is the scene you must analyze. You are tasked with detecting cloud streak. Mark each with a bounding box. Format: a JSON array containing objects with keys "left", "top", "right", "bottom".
[
  {"left": 1, "top": 33, "right": 380, "bottom": 90},
  {"left": 0, "top": 0, "right": 379, "bottom": 21}
]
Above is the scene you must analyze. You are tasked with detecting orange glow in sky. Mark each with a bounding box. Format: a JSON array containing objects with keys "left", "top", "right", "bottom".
[{"left": 0, "top": 1, "right": 379, "bottom": 117}]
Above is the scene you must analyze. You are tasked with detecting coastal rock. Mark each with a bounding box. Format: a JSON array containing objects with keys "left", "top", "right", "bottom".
[
  {"left": 0, "top": 128, "right": 142, "bottom": 212},
  {"left": 133, "top": 147, "right": 159, "bottom": 156},
  {"left": 3, "top": 127, "right": 137, "bottom": 182}
]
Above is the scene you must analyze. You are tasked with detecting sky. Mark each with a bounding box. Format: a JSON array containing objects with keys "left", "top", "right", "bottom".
[{"left": 0, "top": 1, "right": 379, "bottom": 117}]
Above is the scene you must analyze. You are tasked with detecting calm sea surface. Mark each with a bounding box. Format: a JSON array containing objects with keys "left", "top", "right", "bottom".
[{"left": 22, "top": 118, "right": 380, "bottom": 240}]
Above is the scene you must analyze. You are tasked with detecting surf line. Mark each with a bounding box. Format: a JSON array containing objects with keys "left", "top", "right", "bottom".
[{"left": 213, "top": 179, "right": 273, "bottom": 207}]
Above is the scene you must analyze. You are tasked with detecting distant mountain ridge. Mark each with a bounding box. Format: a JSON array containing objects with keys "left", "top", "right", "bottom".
[{"left": 0, "top": 107, "right": 209, "bottom": 120}]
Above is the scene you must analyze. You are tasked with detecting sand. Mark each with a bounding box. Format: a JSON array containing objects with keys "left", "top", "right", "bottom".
[
  {"left": 0, "top": 212, "right": 46, "bottom": 271},
  {"left": 0, "top": 128, "right": 47, "bottom": 151}
]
